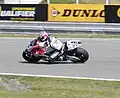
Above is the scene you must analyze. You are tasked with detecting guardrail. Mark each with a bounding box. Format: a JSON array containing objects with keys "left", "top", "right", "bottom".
[{"left": 0, "top": 21, "right": 119, "bottom": 33}]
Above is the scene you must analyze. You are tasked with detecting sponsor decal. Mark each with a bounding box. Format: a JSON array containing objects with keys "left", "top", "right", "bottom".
[
  {"left": 48, "top": 4, "right": 105, "bottom": 22},
  {"left": 117, "top": 8, "right": 120, "bottom": 17},
  {"left": 0, "top": 6, "right": 35, "bottom": 17},
  {"left": 51, "top": 8, "right": 60, "bottom": 17},
  {"left": 0, "top": 4, "right": 47, "bottom": 21},
  {"left": 105, "top": 5, "right": 120, "bottom": 23}
]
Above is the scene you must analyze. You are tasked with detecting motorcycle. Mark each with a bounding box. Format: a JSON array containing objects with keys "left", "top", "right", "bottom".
[{"left": 22, "top": 38, "right": 89, "bottom": 64}]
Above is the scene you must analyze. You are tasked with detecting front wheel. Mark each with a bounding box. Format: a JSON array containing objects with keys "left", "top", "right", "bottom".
[
  {"left": 22, "top": 50, "right": 41, "bottom": 63},
  {"left": 72, "top": 48, "right": 89, "bottom": 63}
]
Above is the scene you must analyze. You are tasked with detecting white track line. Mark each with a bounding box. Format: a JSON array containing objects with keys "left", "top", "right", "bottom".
[{"left": 0, "top": 73, "right": 120, "bottom": 82}]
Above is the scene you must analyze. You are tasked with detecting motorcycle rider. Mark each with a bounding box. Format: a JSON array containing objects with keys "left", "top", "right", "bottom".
[{"left": 30, "top": 30, "right": 67, "bottom": 63}]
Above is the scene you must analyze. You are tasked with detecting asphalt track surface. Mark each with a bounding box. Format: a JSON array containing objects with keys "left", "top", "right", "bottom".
[{"left": 0, "top": 37, "right": 120, "bottom": 80}]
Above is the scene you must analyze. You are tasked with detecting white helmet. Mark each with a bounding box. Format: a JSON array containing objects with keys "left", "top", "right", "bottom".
[{"left": 38, "top": 30, "right": 49, "bottom": 42}]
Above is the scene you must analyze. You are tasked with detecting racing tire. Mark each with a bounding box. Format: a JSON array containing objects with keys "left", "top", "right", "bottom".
[
  {"left": 72, "top": 48, "right": 89, "bottom": 63},
  {"left": 22, "top": 51, "right": 40, "bottom": 63}
]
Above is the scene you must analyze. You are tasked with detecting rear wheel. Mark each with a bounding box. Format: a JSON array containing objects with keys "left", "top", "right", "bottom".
[
  {"left": 22, "top": 51, "right": 41, "bottom": 63},
  {"left": 72, "top": 48, "right": 89, "bottom": 63}
]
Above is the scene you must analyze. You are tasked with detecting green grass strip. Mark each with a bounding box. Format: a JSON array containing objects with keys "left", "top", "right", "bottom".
[{"left": 0, "top": 75, "right": 120, "bottom": 98}]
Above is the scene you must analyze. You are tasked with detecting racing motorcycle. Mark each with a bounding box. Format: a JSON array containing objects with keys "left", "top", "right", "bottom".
[{"left": 22, "top": 38, "right": 89, "bottom": 64}]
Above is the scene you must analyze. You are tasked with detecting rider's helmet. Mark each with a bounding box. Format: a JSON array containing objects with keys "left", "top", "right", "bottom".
[{"left": 37, "top": 30, "right": 49, "bottom": 42}]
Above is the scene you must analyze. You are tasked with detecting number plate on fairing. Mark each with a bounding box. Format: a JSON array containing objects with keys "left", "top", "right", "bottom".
[{"left": 67, "top": 40, "right": 81, "bottom": 50}]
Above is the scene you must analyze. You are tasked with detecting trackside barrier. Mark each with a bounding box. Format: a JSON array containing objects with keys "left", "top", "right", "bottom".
[{"left": 0, "top": 21, "right": 120, "bottom": 33}]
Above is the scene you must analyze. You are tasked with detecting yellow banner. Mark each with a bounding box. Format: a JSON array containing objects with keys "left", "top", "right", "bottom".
[{"left": 48, "top": 4, "right": 105, "bottom": 22}]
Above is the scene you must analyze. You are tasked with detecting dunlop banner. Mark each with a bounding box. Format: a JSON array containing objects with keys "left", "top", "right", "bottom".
[
  {"left": 105, "top": 5, "right": 120, "bottom": 23},
  {"left": 48, "top": 4, "right": 105, "bottom": 22},
  {"left": 0, "top": 4, "right": 47, "bottom": 21}
]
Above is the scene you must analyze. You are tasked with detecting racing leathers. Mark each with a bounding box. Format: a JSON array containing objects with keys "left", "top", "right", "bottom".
[
  {"left": 47, "top": 36, "right": 64, "bottom": 62},
  {"left": 29, "top": 35, "right": 67, "bottom": 63}
]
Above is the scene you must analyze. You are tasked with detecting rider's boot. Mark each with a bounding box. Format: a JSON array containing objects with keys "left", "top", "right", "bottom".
[{"left": 63, "top": 55, "right": 67, "bottom": 61}]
